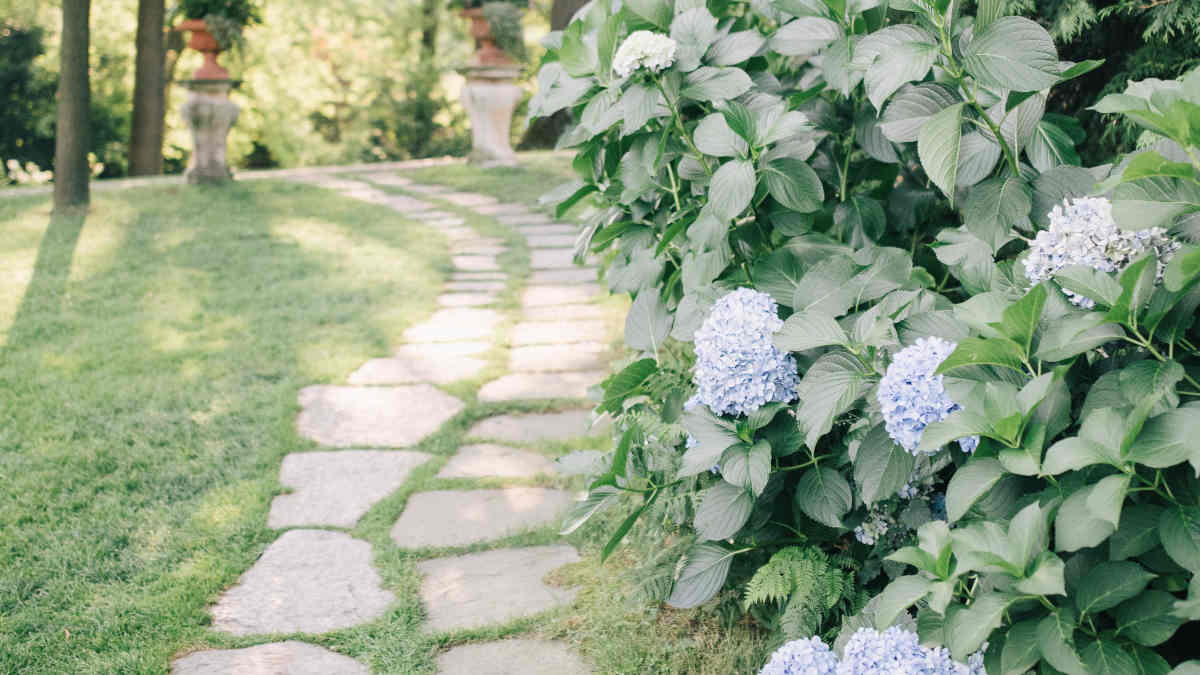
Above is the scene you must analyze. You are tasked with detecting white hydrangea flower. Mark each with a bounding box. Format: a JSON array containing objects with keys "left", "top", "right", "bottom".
[
  {"left": 612, "top": 31, "right": 677, "bottom": 78},
  {"left": 1024, "top": 196, "right": 1180, "bottom": 308}
]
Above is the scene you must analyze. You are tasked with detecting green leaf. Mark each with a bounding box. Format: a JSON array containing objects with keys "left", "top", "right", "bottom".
[
  {"left": 936, "top": 336, "right": 1025, "bottom": 374},
  {"left": 681, "top": 66, "right": 753, "bottom": 102},
  {"left": 719, "top": 440, "right": 772, "bottom": 496},
  {"left": 773, "top": 311, "right": 848, "bottom": 352},
  {"left": 962, "top": 16, "right": 1060, "bottom": 91},
  {"left": 1042, "top": 436, "right": 1116, "bottom": 475},
  {"left": 1114, "top": 590, "right": 1184, "bottom": 646},
  {"left": 1165, "top": 244, "right": 1200, "bottom": 292},
  {"left": 993, "top": 283, "right": 1046, "bottom": 356},
  {"left": 917, "top": 102, "right": 965, "bottom": 204},
  {"left": 946, "top": 458, "right": 1005, "bottom": 523},
  {"left": 1001, "top": 619, "right": 1042, "bottom": 675},
  {"left": 880, "top": 83, "right": 961, "bottom": 143},
  {"left": 1038, "top": 608, "right": 1088, "bottom": 675},
  {"left": 1014, "top": 551, "right": 1067, "bottom": 596},
  {"left": 666, "top": 542, "right": 738, "bottom": 608},
  {"left": 1106, "top": 254, "right": 1157, "bottom": 327},
  {"left": 670, "top": 7, "right": 718, "bottom": 72},
  {"left": 560, "top": 485, "right": 620, "bottom": 534},
  {"left": 1081, "top": 639, "right": 1139, "bottom": 675},
  {"left": 753, "top": 248, "right": 806, "bottom": 308},
  {"left": 873, "top": 575, "right": 932, "bottom": 629},
  {"left": 679, "top": 407, "right": 739, "bottom": 477},
  {"left": 1052, "top": 265, "right": 1123, "bottom": 308},
  {"left": 1009, "top": 500, "right": 1052, "bottom": 570},
  {"left": 558, "top": 21, "right": 598, "bottom": 76},
  {"left": 709, "top": 159, "right": 756, "bottom": 220},
  {"left": 600, "top": 358, "right": 658, "bottom": 415},
  {"left": 707, "top": 30, "right": 766, "bottom": 66},
  {"left": 833, "top": 196, "right": 886, "bottom": 247},
  {"left": 856, "top": 25, "right": 938, "bottom": 111},
  {"left": 625, "top": 290, "right": 672, "bottom": 352},
  {"left": 1035, "top": 313, "right": 1124, "bottom": 362},
  {"left": 794, "top": 466, "right": 852, "bottom": 528},
  {"left": 720, "top": 101, "right": 757, "bottom": 144},
  {"left": 694, "top": 480, "right": 754, "bottom": 541},
  {"left": 601, "top": 488, "right": 660, "bottom": 562},
  {"left": 1085, "top": 474, "right": 1130, "bottom": 530},
  {"left": 1127, "top": 408, "right": 1200, "bottom": 471},
  {"left": 1160, "top": 506, "right": 1200, "bottom": 572},
  {"left": 1057, "top": 58, "right": 1105, "bottom": 83},
  {"left": 624, "top": 0, "right": 672, "bottom": 29},
  {"left": 961, "top": 175, "right": 1031, "bottom": 253},
  {"left": 948, "top": 593, "right": 1010, "bottom": 660},
  {"left": 854, "top": 424, "right": 916, "bottom": 505},
  {"left": 794, "top": 352, "right": 871, "bottom": 449},
  {"left": 1028, "top": 120, "right": 1081, "bottom": 172},
  {"left": 763, "top": 158, "right": 824, "bottom": 213},
  {"left": 1056, "top": 486, "right": 1117, "bottom": 552},
  {"left": 1110, "top": 503, "right": 1164, "bottom": 561},
  {"left": 1074, "top": 560, "right": 1156, "bottom": 616},
  {"left": 917, "top": 409, "right": 994, "bottom": 454},
  {"left": 693, "top": 113, "right": 748, "bottom": 157},
  {"left": 770, "top": 16, "right": 842, "bottom": 56},
  {"left": 1121, "top": 151, "right": 1197, "bottom": 183}
]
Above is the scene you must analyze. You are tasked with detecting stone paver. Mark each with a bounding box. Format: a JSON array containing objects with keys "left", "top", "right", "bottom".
[
  {"left": 466, "top": 410, "right": 606, "bottom": 442},
  {"left": 361, "top": 173, "right": 411, "bottom": 187},
  {"left": 442, "top": 192, "right": 498, "bottom": 207},
  {"left": 498, "top": 213, "right": 554, "bottom": 226},
  {"left": 452, "top": 245, "right": 507, "bottom": 257},
  {"left": 404, "top": 308, "right": 502, "bottom": 342},
  {"left": 297, "top": 385, "right": 463, "bottom": 447},
  {"left": 518, "top": 224, "right": 576, "bottom": 236},
  {"left": 349, "top": 349, "right": 486, "bottom": 384},
  {"left": 417, "top": 545, "right": 580, "bottom": 632},
  {"left": 477, "top": 371, "right": 605, "bottom": 402},
  {"left": 445, "top": 280, "right": 507, "bottom": 293},
  {"left": 511, "top": 320, "right": 609, "bottom": 346},
  {"left": 391, "top": 488, "right": 572, "bottom": 549},
  {"left": 406, "top": 183, "right": 453, "bottom": 194},
  {"left": 413, "top": 210, "right": 460, "bottom": 222},
  {"left": 521, "top": 303, "right": 612, "bottom": 320},
  {"left": 473, "top": 202, "right": 531, "bottom": 216},
  {"left": 438, "top": 293, "right": 500, "bottom": 307},
  {"left": 525, "top": 234, "right": 578, "bottom": 248},
  {"left": 211, "top": 530, "right": 394, "bottom": 635},
  {"left": 437, "top": 443, "right": 557, "bottom": 479},
  {"left": 510, "top": 343, "right": 610, "bottom": 372},
  {"left": 529, "top": 249, "right": 578, "bottom": 270},
  {"left": 269, "top": 450, "right": 432, "bottom": 528},
  {"left": 522, "top": 284, "right": 604, "bottom": 307},
  {"left": 381, "top": 195, "right": 435, "bottom": 211},
  {"left": 398, "top": 341, "right": 491, "bottom": 357},
  {"left": 436, "top": 640, "right": 591, "bottom": 675},
  {"left": 451, "top": 255, "right": 501, "bottom": 272},
  {"left": 529, "top": 268, "right": 598, "bottom": 285},
  {"left": 171, "top": 642, "right": 368, "bottom": 675},
  {"left": 451, "top": 270, "right": 507, "bottom": 281}
]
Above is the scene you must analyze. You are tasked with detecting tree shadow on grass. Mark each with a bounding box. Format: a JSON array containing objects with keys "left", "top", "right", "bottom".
[{"left": 3, "top": 207, "right": 86, "bottom": 351}]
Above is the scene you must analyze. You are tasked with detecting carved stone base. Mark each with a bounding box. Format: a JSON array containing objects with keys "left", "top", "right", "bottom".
[
  {"left": 180, "top": 80, "right": 240, "bottom": 185},
  {"left": 460, "top": 66, "right": 523, "bottom": 167}
]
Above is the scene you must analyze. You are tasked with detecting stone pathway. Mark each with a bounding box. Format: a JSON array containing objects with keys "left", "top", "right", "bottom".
[{"left": 171, "top": 171, "right": 609, "bottom": 674}]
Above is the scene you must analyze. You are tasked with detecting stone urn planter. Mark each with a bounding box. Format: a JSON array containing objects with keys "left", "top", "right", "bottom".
[
  {"left": 178, "top": 18, "right": 230, "bottom": 81},
  {"left": 461, "top": 8, "right": 516, "bottom": 68},
  {"left": 458, "top": 8, "right": 522, "bottom": 166}
]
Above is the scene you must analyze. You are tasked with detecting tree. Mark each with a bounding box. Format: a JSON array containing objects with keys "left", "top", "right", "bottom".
[
  {"left": 129, "top": 0, "right": 165, "bottom": 175},
  {"left": 53, "top": 0, "right": 91, "bottom": 209},
  {"left": 518, "top": 0, "right": 588, "bottom": 149}
]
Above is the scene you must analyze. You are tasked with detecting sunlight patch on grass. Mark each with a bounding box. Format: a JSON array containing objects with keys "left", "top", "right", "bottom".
[{"left": 68, "top": 202, "right": 134, "bottom": 283}]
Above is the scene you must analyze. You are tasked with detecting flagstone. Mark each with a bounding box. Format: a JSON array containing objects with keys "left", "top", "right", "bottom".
[
  {"left": 404, "top": 308, "right": 502, "bottom": 342},
  {"left": 518, "top": 224, "right": 576, "bottom": 236},
  {"left": 360, "top": 173, "right": 412, "bottom": 187},
  {"left": 412, "top": 210, "right": 460, "bottom": 222},
  {"left": 442, "top": 192, "right": 498, "bottom": 207},
  {"left": 510, "top": 343, "right": 610, "bottom": 372},
  {"left": 451, "top": 255, "right": 500, "bottom": 272},
  {"left": 348, "top": 350, "right": 487, "bottom": 384},
  {"left": 450, "top": 270, "right": 507, "bottom": 281},
  {"left": 210, "top": 530, "right": 394, "bottom": 636},
  {"left": 529, "top": 249, "right": 577, "bottom": 269},
  {"left": 529, "top": 268, "right": 598, "bottom": 284},
  {"left": 390, "top": 487, "right": 572, "bottom": 548},
  {"left": 498, "top": 213, "right": 554, "bottom": 226},
  {"left": 510, "top": 320, "right": 608, "bottom": 346},
  {"left": 394, "top": 341, "right": 490, "bottom": 357},
  {"left": 525, "top": 234, "right": 578, "bottom": 248},
  {"left": 297, "top": 385, "right": 463, "bottom": 447},
  {"left": 417, "top": 545, "right": 580, "bottom": 633},
  {"left": 171, "top": 641, "right": 368, "bottom": 675},
  {"left": 381, "top": 195, "right": 435, "bottom": 211},
  {"left": 406, "top": 183, "right": 454, "bottom": 194},
  {"left": 268, "top": 450, "right": 432, "bottom": 528},
  {"left": 445, "top": 280, "right": 507, "bottom": 293},
  {"left": 466, "top": 410, "right": 609, "bottom": 443},
  {"left": 436, "top": 640, "right": 591, "bottom": 675},
  {"left": 521, "top": 303, "right": 611, "bottom": 320},
  {"left": 438, "top": 292, "right": 500, "bottom": 307},
  {"left": 436, "top": 443, "right": 557, "bottom": 479},
  {"left": 472, "top": 202, "right": 531, "bottom": 216},
  {"left": 477, "top": 371, "right": 605, "bottom": 401},
  {"left": 522, "top": 284, "right": 604, "bottom": 307},
  {"left": 451, "top": 245, "right": 507, "bottom": 256}
]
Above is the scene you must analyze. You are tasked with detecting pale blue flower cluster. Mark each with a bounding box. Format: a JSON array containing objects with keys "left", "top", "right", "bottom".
[
  {"left": 839, "top": 627, "right": 985, "bottom": 674},
  {"left": 854, "top": 511, "right": 891, "bottom": 546},
  {"left": 759, "top": 628, "right": 985, "bottom": 674},
  {"left": 760, "top": 636, "right": 839, "bottom": 675},
  {"left": 691, "top": 288, "right": 799, "bottom": 417},
  {"left": 877, "top": 337, "right": 978, "bottom": 456}
]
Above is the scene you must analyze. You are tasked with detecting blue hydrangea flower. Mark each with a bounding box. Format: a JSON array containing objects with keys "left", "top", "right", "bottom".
[
  {"left": 876, "top": 337, "right": 978, "bottom": 456},
  {"left": 760, "top": 636, "right": 839, "bottom": 675},
  {"left": 854, "top": 511, "right": 891, "bottom": 546},
  {"left": 692, "top": 288, "right": 799, "bottom": 417},
  {"left": 838, "top": 627, "right": 982, "bottom": 674}
]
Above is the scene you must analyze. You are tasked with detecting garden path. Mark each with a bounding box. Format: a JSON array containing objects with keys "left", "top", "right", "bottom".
[{"left": 170, "top": 170, "right": 611, "bottom": 674}]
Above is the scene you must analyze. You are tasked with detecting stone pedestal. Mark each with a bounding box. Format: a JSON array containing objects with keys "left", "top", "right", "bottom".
[
  {"left": 179, "top": 79, "right": 240, "bottom": 185},
  {"left": 459, "top": 66, "right": 523, "bottom": 167}
]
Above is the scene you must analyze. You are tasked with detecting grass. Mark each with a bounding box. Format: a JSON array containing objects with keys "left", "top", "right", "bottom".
[{"left": 0, "top": 157, "right": 770, "bottom": 674}]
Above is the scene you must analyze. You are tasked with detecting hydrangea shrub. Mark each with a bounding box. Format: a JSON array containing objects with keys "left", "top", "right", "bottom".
[{"left": 539, "top": 0, "right": 1200, "bottom": 671}]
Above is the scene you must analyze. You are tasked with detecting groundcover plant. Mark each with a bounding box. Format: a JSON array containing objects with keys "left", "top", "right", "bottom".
[{"left": 532, "top": 0, "right": 1200, "bottom": 671}]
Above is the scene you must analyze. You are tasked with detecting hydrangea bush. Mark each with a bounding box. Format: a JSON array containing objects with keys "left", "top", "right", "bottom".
[{"left": 538, "top": 0, "right": 1200, "bottom": 671}]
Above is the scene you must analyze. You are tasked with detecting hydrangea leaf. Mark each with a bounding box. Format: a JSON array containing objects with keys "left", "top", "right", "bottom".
[
  {"left": 670, "top": 7, "right": 718, "bottom": 72},
  {"left": 706, "top": 30, "right": 766, "bottom": 66},
  {"left": 1055, "top": 486, "right": 1116, "bottom": 552},
  {"left": 1031, "top": 166, "right": 1098, "bottom": 227},
  {"left": 795, "top": 352, "right": 871, "bottom": 449},
  {"left": 763, "top": 157, "right": 824, "bottom": 213},
  {"left": 1028, "top": 120, "right": 1082, "bottom": 172},
  {"left": 853, "top": 424, "right": 916, "bottom": 505},
  {"left": 1081, "top": 638, "right": 1139, "bottom": 675},
  {"left": 694, "top": 480, "right": 755, "bottom": 540},
  {"left": 1037, "top": 607, "right": 1088, "bottom": 675},
  {"left": 708, "top": 159, "right": 756, "bottom": 219},
  {"left": 625, "top": 290, "right": 672, "bottom": 352},
  {"left": 1014, "top": 551, "right": 1066, "bottom": 596},
  {"left": 600, "top": 358, "right": 658, "bottom": 415},
  {"left": 666, "top": 542, "right": 738, "bottom": 608},
  {"left": 1126, "top": 405, "right": 1198, "bottom": 470},
  {"left": 947, "top": 592, "right": 1010, "bottom": 660},
  {"left": 769, "top": 16, "right": 842, "bottom": 57},
  {"left": 679, "top": 407, "right": 740, "bottom": 477},
  {"left": 773, "top": 311, "right": 848, "bottom": 352},
  {"left": 1001, "top": 619, "right": 1042, "bottom": 675},
  {"left": 1113, "top": 590, "right": 1185, "bottom": 646},
  {"left": 961, "top": 16, "right": 1060, "bottom": 92},
  {"left": 945, "top": 457, "right": 1005, "bottom": 522},
  {"left": 853, "top": 25, "right": 938, "bottom": 111},
  {"left": 957, "top": 132, "right": 1003, "bottom": 188},
  {"left": 1110, "top": 503, "right": 1164, "bottom": 561},
  {"left": 794, "top": 466, "right": 852, "bottom": 528},
  {"left": 681, "top": 66, "right": 753, "bottom": 102},
  {"left": 873, "top": 575, "right": 932, "bottom": 629},
  {"left": 880, "top": 83, "right": 961, "bottom": 143},
  {"left": 961, "top": 175, "right": 1030, "bottom": 254},
  {"left": 1074, "top": 560, "right": 1156, "bottom": 616},
  {"left": 624, "top": 0, "right": 673, "bottom": 29},
  {"left": 753, "top": 248, "right": 806, "bottom": 308},
  {"left": 693, "top": 112, "right": 748, "bottom": 157},
  {"left": 1159, "top": 506, "right": 1200, "bottom": 572},
  {"left": 917, "top": 103, "right": 965, "bottom": 205},
  {"left": 720, "top": 440, "right": 771, "bottom": 495},
  {"left": 560, "top": 485, "right": 621, "bottom": 534},
  {"left": 935, "top": 336, "right": 1025, "bottom": 374}
]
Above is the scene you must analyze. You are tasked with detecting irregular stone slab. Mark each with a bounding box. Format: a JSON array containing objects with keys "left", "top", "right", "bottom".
[
  {"left": 529, "top": 267, "right": 598, "bottom": 285},
  {"left": 297, "top": 385, "right": 463, "bottom": 447},
  {"left": 361, "top": 173, "right": 412, "bottom": 187},
  {"left": 499, "top": 213, "right": 554, "bottom": 226},
  {"left": 529, "top": 249, "right": 578, "bottom": 270},
  {"left": 299, "top": 177, "right": 366, "bottom": 191},
  {"left": 510, "top": 343, "right": 610, "bottom": 372},
  {"left": 406, "top": 183, "right": 454, "bottom": 194},
  {"left": 381, "top": 195, "right": 435, "bottom": 212},
  {"left": 451, "top": 245, "right": 507, "bottom": 257},
  {"left": 451, "top": 255, "right": 500, "bottom": 272},
  {"left": 171, "top": 641, "right": 368, "bottom": 675},
  {"left": 395, "top": 341, "right": 490, "bottom": 357},
  {"left": 437, "top": 443, "right": 557, "bottom": 479},
  {"left": 340, "top": 187, "right": 389, "bottom": 204},
  {"left": 477, "top": 371, "right": 605, "bottom": 402},
  {"left": 417, "top": 545, "right": 580, "bottom": 632},
  {"left": 522, "top": 303, "right": 612, "bottom": 320},
  {"left": 413, "top": 210, "right": 460, "bottom": 222},
  {"left": 211, "top": 530, "right": 394, "bottom": 635},
  {"left": 451, "top": 270, "right": 507, "bottom": 281},
  {"left": 511, "top": 320, "right": 608, "bottom": 346},
  {"left": 518, "top": 225, "right": 576, "bottom": 236},
  {"left": 391, "top": 487, "right": 572, "bottom": 548},
  {"left": 442, "top": 191, "right": 498, "bottom": 207},
  {"left": 436, "top": 640, "right": 592, "bottom": 675},
  {"left": 473, "top": 202, "right": 531, "bottom": 216},
  {"left": 348, "top": 349, "right": 487, "bottom": 384},
  {"left": 522, "top": 284, "right": 604, "bottom": 307},
  {"left": 404, "top": 308, "right": 502, "bottom": 342},
  {"left": 446, "top": 280, "right": 506, "bottom": 293},
  {"left": 269, "top": 450, "right": 432, "bottom": 528},
  {"left": 525, "top": 233, "right": 578, "bottom": 248},
  {"left": 438, "top": 292, "right": 500, "bottom": 307},
  {"left": 467, "top": 410, "right": 609, "bottom": 442}
]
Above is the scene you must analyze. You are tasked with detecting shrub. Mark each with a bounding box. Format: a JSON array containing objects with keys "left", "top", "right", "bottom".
[{"left": 533, "top": 0, "right": 1200, "bottom": 670}]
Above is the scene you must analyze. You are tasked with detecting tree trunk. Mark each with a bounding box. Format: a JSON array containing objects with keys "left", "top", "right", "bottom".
[
  {"left": 53, "top": 0, "right": 91, "bottom": 210},
  {"left": 129, "top": 0, "right": 165, "bottom": 175},
  {"left": 550, "top": 0, "right": 589, "bottom": 30},
  {"left": 518, "top": 0, "right": 587, "bottom": 150}
]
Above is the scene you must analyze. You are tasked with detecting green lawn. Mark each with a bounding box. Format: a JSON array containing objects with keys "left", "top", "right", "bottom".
[{"left": 0, "top": 162, "right": 769, "bottom": 674}]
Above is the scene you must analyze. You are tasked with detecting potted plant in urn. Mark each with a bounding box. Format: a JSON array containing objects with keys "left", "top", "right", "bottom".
[
  {"left": 452, "top": 0, "right": 527, "bottom": 67},
  {"left": 170, "top": 0, "right": 261, "bottom": 80}
]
